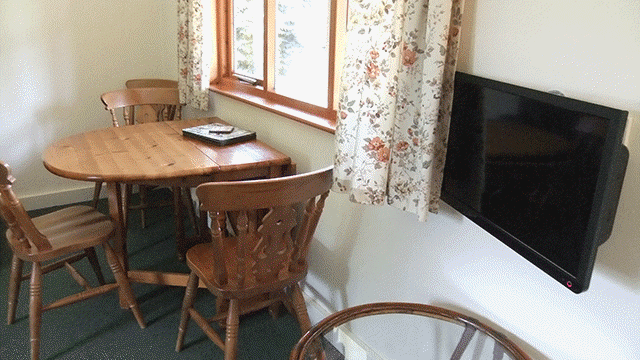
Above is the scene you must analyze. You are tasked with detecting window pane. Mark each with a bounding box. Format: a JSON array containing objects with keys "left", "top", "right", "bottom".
[
  {"left": 233, "top": 0, "right": 264, "bottom": 80},
  {"left": 275, "top": 0, "right": 329, "bottom": 107}
]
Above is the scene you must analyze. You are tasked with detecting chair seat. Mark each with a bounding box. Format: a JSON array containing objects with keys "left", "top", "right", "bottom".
[
  {"left": 186, "top": 242, "right": 308, "bottom": 299},
  {"left": 9, "top": 205, "right": 114, "bottom": 262}
]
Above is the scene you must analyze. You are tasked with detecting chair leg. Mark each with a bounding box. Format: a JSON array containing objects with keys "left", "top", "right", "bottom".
[
  {"left": 29, "top": 262, "right": 43, "bottom": 360},
  {"left": 290, "top": 284, "right": 311, "bottom": 333},
  {"left": 123, "top": 184, "right": 133, "bottom": 231},
  {"left": 290, "top": 285, "right": 326, "bottom": 360},
  {"left": 91, "top": 182, "right": 102, "bottom": 208},
  {"left": 7, "top": 254, "right": 23, "bottom": 325},
  {"left": 101, "top": 242, "right": 146, "bottom": 329},
  {"left": 215, "top": 296, "right": 227, "bottom": 327},
  {"left": 182, "top": 187, "right": 198, "bottom": 236},
  {"left": 268, "top": 292, "right": 283, "bottom": 319},
  {"left": 173, "top": 187, "right": 189, "bottom": 260},
  {"left": 138, "top": 185, "right": 148, "bottom": 229},
  {"left": 84, "top": 248, "right": 106, "bottom": 285},
  {"left": 224, "top": 299, "right": 240, "bottom": 360},
  {"left": 175, "top": 272, "right": 199, "bottom": 352},
  {"left": 198, "top": 209, "right": 210, "bottom": 243}
]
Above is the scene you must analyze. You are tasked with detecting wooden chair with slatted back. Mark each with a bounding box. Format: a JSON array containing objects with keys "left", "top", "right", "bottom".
[
  {"left": 0, "top": 160, "right": 146, "bottom": 360},
  {"left": 175, "top": 166, "right": 333, "bottom": 360},
  {"left": 90, "top": 80, "right": 181, "bottom": 206},
  {"left": 96, "top": 85, "right": 198, "bottom": 255},
  {"left": 95, "top": 87, "right": 190, "bottom": 230},
  {"left": 102, "top": 87, "right": 181, "bottom": 127},
  {"left": 119, "top": 80, "right": 198, "bottom": 238},
  {"left": 290, "top": 302, "right": 533, "bottom": 360},
  {"left": 91, "top": 85, "right": 182, "bottom": 206},
  {"left": 124, "top": 78, "right": 182, "bottom": 122}
]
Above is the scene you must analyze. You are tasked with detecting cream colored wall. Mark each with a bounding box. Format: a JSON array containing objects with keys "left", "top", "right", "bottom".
[
  {"left": 4, "top": 0, "right": 639, "bottom": 359},
  {"left": 0, "top": 0, "right": 177, "bottom": 209}
]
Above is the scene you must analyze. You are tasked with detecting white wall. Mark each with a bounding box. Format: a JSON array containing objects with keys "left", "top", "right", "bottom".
[
  {"left": 0, "top": 0, "right": 177, "bottom": 209},
  {"left": 3, "top": 1, "right": 639, "bottom": 359}
]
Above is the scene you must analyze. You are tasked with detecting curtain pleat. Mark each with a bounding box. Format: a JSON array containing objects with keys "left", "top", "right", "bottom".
[
  {"left": 333, "top": 0, "right": 465, "bottom": 221},
  {"left": 178, "top": 0, "right": 212, "bottom": 111}
]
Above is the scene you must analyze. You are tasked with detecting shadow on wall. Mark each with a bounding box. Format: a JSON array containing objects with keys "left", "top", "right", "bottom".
[
  {"left": 305, "top": 198, "right": 364, "bottom": 313},
  {"left": 596, "top": 113, "right": 640, "bottom": 291},
  {"left": 9, "top": 102, "right": 76, "bottom": 199}
]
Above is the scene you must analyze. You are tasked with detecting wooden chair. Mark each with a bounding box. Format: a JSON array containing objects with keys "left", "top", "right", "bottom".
[
  {"left": 91, "top": 86, "right": 182, "bottom": 207},
  {"left": 102, "top": 87, "right": 182, "bottom": 127},
  {"left": 122, "top": 79, "right": 191, "bottom": 230},
  {"left": 290, "top": 302, "right": 533, "bottom": 360},
  {"left": 175, "top": 166, "right": 333, "bottom": 360},
  {"left": 97, "top": 85, "right": 199, "bottom": 256},
  {"left": 124, "top": 78, "right": 182, "bottom": 124},
  {"left": 0, "top": 160, "right": 145, "bottom": 360},
  {"left": 94, "top": 87, "right": 196, "bottom": 235}
]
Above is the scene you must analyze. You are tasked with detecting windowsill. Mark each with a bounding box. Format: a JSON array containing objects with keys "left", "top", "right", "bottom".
[{"left": 210, "top": 82, "right": 336, "bottom": 134}]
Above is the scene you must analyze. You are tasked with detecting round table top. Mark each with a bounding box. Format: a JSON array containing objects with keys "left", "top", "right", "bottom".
[{"left": 42, "top": 117, "right": 291, "bottom": 185}]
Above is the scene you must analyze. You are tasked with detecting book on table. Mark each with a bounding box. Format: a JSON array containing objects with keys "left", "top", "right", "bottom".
[{"left": 182, "top": 122, "right": 256, "bottom": 146}]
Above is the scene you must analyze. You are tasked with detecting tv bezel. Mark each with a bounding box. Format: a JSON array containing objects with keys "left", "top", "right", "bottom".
[{"left": 441, "top": 71, "right": 629, "bottom": 293}]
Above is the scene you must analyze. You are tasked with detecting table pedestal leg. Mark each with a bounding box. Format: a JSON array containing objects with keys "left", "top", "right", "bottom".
[
  {"left": 107, "top": 182, "right": 130, "bottom": 308},
  {"left": 173, "top": 187, "right": 186, "bottom": 260}
]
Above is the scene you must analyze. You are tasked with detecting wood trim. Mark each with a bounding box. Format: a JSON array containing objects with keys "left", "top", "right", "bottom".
[
  {"left": 328, "top": 0, "right": 338, "bottom": 110},
  {"left": 213, "top": 0, "right": 231, "bottom": 81},
  {"left": 329, "top": 0, "right": 348, "bottom": 110},
  {"left": 264, "top": 0, "right": 276, "bottom": 92},
  {"left": 211, "top": 0, "right": 341, "bottom": 134},
  {"left": 212, "top": 80, "right": 336, "bottom": 133}
]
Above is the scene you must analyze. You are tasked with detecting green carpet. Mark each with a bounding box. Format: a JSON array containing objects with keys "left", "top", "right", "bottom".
[{"left": 0, "top": 191, "right": 303, "bottom": 360}]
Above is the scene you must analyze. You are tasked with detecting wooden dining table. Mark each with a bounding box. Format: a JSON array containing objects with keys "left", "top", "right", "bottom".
[{"left": 42, "top": 117, "right": 294, "bottom": 290}]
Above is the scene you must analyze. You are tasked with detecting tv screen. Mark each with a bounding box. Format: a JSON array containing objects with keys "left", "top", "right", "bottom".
[{"left": 441, "top": 72, "right": 629, "bottom": 293}]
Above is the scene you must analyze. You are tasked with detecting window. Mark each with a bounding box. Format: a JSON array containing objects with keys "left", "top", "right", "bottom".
[{"left": 211, "top": 0, "right": 347, "bottom": 133}]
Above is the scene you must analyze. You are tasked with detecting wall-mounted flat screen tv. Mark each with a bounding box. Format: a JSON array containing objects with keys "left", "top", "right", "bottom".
[{"left": 441, "top": 71, "right": 629, "bottom": 293}]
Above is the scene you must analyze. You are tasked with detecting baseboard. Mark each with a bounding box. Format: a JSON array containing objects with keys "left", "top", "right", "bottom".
[
  {"left": 20, "top": 185, "right": 100, "bottom": 211},
  {"left": 301, "top": 284, "right": 387, "bottom": 360}
]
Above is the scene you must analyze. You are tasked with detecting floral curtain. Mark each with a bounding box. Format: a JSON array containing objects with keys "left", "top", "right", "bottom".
[
  {"left": 333, "top": 0, "right": 464, "bottom": 221},
  {"left": 178, "top": 0, "right": 212, "bottom": 111}
]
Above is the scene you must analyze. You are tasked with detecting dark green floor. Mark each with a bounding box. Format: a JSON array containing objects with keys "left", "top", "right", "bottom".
[{"left": 0, "top": 191, "right": 302, "bottom": 360}]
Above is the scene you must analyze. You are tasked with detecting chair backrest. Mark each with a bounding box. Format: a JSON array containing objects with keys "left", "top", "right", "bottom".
[
  {"left": 195, "top": 166, "right": 333, "bottom": 290},
  {"left": 101, "top": 87, "right": 181, "bottom": 127},
  {"left": 124, "top": 79, "right": 182, "bottom": 125},
  {"left": 0, "top": 161, "right": 51, "bottom": 255},
  {"left": 290, "top": 302, "right": 533, "bottom": 360},
  {"left": 125, "top": 78, "right": 178, "bottom": 89}
]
